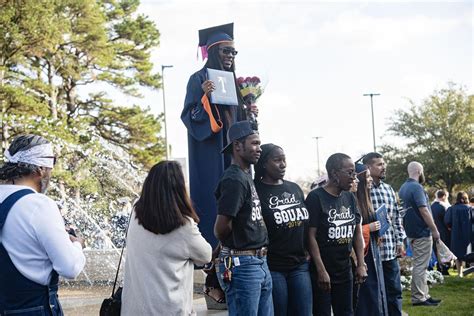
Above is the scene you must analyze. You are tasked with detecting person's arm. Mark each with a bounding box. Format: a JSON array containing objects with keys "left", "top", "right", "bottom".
[
  {"left": 181, "top": 71, "right": 216, "bottom": 141},
  {"left": 214, "top": 215, "right": 233, "bottom": 242},
  {"left": 391, "top": 187, "right": 406, "bottom": 256},
  {"left": 361, "top": 222, "right": 380, "bottom": 254},
  {"left": 413, "top": 187, "right": 439, "bottom": 240},
  {"left": 419, "top": 206, "right": 440, "bottom": 240},
  {"left": 186, "top": 219, "right": 213, "bottom": 266},
  {"left": 214, "top": 178, "right": 245, "bottom": 243},
  {"left": 305, "top": 191, "right": 331, "bottom": 292},
  {"left": 307, "top": 226, "right": 331, "bottom": 292},
  {"left": 353, "top": 223, "right": 368, "bottom": 283},
  {"left": 34, "top": 198, "right": 86, "bottom": 279}
]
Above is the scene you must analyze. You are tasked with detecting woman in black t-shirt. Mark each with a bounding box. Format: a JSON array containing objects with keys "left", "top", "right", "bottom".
[
  {"left": 306, "top": 153, "right": 367, "bottom": 316},
  {"left": 254, "top": 144, "right": 312, "bottom": 316}
]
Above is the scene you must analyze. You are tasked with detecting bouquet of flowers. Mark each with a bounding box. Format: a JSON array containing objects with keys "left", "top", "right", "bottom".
[
  {"left": 436, "top": 239, "right": 457, "bottom": 264},
  {"left": 237, "top": 76, "right": 264, "bottom": 125}
]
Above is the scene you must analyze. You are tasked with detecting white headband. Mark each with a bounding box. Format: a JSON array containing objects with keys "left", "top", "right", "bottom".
[{"left": 4, "top": 143, "right": 55, "bottom": 168}]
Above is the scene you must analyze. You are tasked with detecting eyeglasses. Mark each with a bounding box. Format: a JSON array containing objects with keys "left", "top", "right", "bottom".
[
  {"left": 219, "top": 48, "right": 238, "bottom": 56},
  {"left": 338, "top": 169, "right": 357, "bottom": 178},
  {"left": 39, "top": 156, "right": 57, "bottom": 166}
]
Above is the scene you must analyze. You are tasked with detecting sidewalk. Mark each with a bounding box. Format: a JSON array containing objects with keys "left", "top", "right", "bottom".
[
  {"left": 59, "top": 270, "right": 228, "bottom": 315},
  {"left": 60, "top": 290, "right": 227, "bottom": 316},
  {"left": 194, "top": 297, "right": 228, "bottom": 316}
]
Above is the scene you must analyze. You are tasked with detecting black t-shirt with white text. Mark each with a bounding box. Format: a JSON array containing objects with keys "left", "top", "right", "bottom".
[
  {"left": 255, "top": 180, "right": 309, "bottom": 272},
  {"left": 305, "top": 187, "right": 361, "bottom": 284},
  {"left": 215, "top": 164, "right": 268, "bottom": 250}
]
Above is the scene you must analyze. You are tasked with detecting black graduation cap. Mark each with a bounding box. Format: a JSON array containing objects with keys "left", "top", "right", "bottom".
[{"left": 198, "top": 23, "right": 234, "bottom": 49}]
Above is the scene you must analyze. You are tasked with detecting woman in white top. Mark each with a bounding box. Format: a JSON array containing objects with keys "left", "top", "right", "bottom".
[{"left": 122, "top": 160, "right": 212, "bottom": 315}]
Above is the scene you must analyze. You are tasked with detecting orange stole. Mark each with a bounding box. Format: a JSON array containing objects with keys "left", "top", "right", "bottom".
[{"left": 201, "top": 95, "right": 223, "bottom": 133}]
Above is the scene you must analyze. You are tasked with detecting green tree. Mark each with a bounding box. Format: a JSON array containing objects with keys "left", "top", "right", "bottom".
[
  {"left": 382, "top": 84, "right": 474, "bottom": 196},
  {"left": 0, "top": 0, "right": 165, "bottom": 229},
  {"left": 0, "top": 0, "right": 63, "bottom": 147}
]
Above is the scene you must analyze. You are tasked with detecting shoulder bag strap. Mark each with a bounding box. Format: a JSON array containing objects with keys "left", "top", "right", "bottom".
[
  {"left": 0, "top": 189, "right": 35, "bottom": 229},
  {"left": 111, "top": 210, "right": 133, "bottom": 296}
]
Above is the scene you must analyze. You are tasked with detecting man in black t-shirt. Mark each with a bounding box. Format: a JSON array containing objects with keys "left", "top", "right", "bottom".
[
  {"left": 214, "top": 121, "right": 272, "bottom": 316},
  {"left": 306, "top": 153, "right": 367, "bottom": 316}
]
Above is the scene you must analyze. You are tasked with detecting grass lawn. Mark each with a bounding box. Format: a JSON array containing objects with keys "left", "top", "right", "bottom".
[{"left": 402, "top": 272, "right": 474, "bottom": 316}]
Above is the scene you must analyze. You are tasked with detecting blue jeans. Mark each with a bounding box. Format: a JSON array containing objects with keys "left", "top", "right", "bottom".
[
  {"left": 270, "top": 261, "right": 312, "bottom": 316},
  {"left": 382, "top": 258, "right": 403, "bottom": 316},
  {"left": 217, "top": 255, "right": 273, "bottom": 316}
]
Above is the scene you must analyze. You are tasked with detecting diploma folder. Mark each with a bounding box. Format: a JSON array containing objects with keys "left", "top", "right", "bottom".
[
  {"left": 207, "top": 69, "right": 238, "bottom": 106},
  {"left": 375, "top": 204, "right": 390, "bottom": 237}
]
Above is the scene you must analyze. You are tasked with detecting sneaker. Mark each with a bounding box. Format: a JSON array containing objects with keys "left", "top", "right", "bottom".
[
  {"left": 427, "top": 297, "right": 442, "bottom": 304},
  {"left": 413, "top": 300, "right": 439, "bottom": 306},
  {"left": 463, "top": 266, "right": 474, "bottom": 276}
]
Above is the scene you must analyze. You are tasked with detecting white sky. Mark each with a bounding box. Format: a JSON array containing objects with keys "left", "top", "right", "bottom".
[{"left": 123, "top": 0, "right": 473, "bottom": 181}]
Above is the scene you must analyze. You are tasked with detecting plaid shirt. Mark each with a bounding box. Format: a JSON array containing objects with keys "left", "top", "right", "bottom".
[{"left": 370, "top": 181, "right": 407, "bottom": 261}]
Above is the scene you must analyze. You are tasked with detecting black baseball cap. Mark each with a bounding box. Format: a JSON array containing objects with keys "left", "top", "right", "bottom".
[{"left": 221, "top": 121, "right": 258, "bottom": 154}]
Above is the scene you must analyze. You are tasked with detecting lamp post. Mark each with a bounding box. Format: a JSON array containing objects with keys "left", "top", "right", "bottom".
[
  {"left": 161, "top": 65, "right": 173, "bottom": 159},
  {"left": 313, "top": 136, "right": 323, "bottom": 176},
  {"left": 363, "top": 93, "right": 380, "bottom": 152}
]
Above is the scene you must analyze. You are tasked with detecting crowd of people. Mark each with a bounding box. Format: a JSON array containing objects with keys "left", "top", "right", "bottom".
[{"left": 0, "top": 22, "right": 473, "bottom": 316}]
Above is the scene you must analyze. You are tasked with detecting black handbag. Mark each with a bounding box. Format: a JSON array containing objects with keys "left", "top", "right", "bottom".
[
  {"left": 99, "top": 286, "right": 122, "bottom": 316},
  {"left": 100, "top": 212, "right": 132, "bottom": 316}
]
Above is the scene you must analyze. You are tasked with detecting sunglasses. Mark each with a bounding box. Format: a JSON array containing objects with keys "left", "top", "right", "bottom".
[
  {"left": 338, "top": 169, "right": 357, "bottom": 178},
  {"left": 219, "top": 48, "right": 238, "bottom": 56},
  {"left": 39, "top": 156, "right": 57, "bottom": 166}
]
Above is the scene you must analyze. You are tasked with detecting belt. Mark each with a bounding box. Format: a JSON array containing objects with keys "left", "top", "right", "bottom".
[{"left": 220, "top": 246, "right": 268, "bottom": 257}]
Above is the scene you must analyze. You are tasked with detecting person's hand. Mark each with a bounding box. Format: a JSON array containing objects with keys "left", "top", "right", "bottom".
[
  {"left": 432, "top": 229, "right": 440, "bottom": 242},
  {"left": 249, "top": 104, "right": 259, "bottom": 117},
  {"left": 396, "top": 244, "right": 405, "bottom": 258},
  {"left": 202, "top": 262, "right": 215, "bottom": 274},
  {"left": 355, "top": 264, "right": 368, "bottom": 284},
  {"left": 201, "top": 80, "right": 215, "bottom": 96},
  {"left": 69, "top": 235, "right": 85, "bottom": 249},
  {"left": 369, "top": 221, "right": 381, "bottom": 232},
  {"left": 318, "top": 270, "right": 331, "bottom": 292}
]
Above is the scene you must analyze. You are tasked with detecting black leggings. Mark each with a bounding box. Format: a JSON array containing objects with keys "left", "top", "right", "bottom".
[{"left": 312, "top": 278, "right": 353, "bottom": 316}]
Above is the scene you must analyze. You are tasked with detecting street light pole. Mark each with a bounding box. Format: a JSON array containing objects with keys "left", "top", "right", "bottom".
[
  {"left": 313, "top": 136, "right": 323, "bottom": 176},
  {"left": 161, "top": 65, "right": 173, "bottom": 160},
  {"left": 363, "top": 93, "right": 380, "bottom": 152}
]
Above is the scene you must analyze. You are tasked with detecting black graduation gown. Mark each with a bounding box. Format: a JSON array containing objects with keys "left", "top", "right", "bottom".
[
  {"left": 445, "top": 203, "right": 471, "bottom": 258},
  {"left": 181, "top": 67, "right": 244, "bottom": 248}
]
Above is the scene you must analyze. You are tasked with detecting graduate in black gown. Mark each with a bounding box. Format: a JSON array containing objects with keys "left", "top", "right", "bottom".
[
  {"left": 182, "top": 23, "right": 246, "bottom": 247},
  {"left": 181, "top": 23, "right": 252, "bottom": 307},
  {"left": 354, "top": 163, "right": 388, "bottom": 316},
  {"left": 445, "top": 192, "right": 472, "bottom": 277}
]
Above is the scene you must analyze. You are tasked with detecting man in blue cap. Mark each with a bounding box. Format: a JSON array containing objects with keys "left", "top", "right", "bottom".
[{"left": 214, "top": 121, "right": 273, "bottom": 316}]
